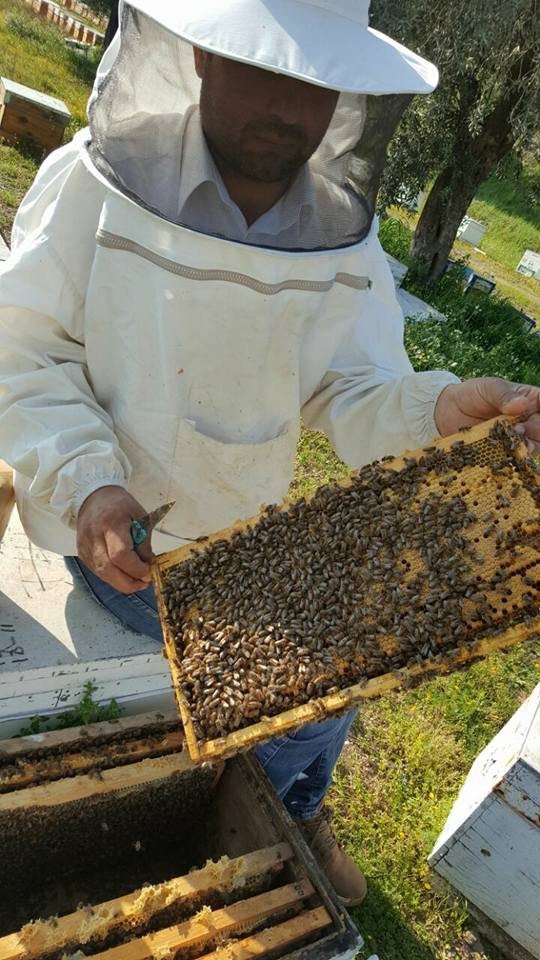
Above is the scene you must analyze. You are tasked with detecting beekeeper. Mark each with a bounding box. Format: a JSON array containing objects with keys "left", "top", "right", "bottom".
[{"left": 1, "top": 0, "right": 539, "bottom": 907}]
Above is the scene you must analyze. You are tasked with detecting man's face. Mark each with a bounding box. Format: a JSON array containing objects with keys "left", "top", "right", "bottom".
[{"left": 194, "top": 50, "right": 340, "bottom": 183}]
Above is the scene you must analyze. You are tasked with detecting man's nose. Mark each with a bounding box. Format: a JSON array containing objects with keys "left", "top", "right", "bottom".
[{"left": 264, "top": 78, "right": 306, "bottom": 125}]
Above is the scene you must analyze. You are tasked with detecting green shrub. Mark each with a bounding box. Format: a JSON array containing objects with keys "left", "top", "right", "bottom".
[
  {"left": 378, "top": 215, "right": 414, "bottom": 265},
  {"left": 404, "top": 256, "right": 540, "bottom": 384},
  {"left": 66, "top": 41, "right": 102, "bottom": 86},
  {"left": 378, "top": 217, "right": 540, "bottom": 385},
  {"left": 405, "top": 297, "right": 540, "bottom": 385}
]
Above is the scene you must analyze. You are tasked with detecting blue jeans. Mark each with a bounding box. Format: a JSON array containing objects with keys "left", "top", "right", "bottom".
[{"left": 65, "top": 556, "right": 356, "bottom": 820}]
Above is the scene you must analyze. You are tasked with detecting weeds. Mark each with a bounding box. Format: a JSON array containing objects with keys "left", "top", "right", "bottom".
[{"left": 18, "top": 681, "right": 122, "bottom": 735}]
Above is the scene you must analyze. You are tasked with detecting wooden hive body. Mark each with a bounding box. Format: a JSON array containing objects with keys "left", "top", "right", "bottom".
[
  {"left": 152, "top": 418, "right": 540, "bottom": 763},
  {"left": 429, "top": 683, "right": 540, "bottom": 959},
  {"left": 0, "top": 711, "right": 361, "bottom": 960},
  {"left": 0, "top": 77, "right": 70, "bottom": 154}
]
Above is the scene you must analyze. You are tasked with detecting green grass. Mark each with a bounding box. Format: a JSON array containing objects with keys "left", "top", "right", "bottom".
[
  {"left": 0, "top": 140, "right": 40, "bottom": 242},
  {"left": 294, "top": 428, "right": 540, "bottom": 960},
  {"left": 0, "top": 0, "right": 96, "bottom": 240},
  {"left": 0, "top": 0, "right": 95, "bottom": 130},
  {"left": 453, "top": 241, "right": 540, "bottom": 325},
  {"left": 290, "top": 429, "right": 350, "bottom": 499},
  {"left": 469, "top": 166, "right": 540, "bottom": 272},
  {"left": 334, "top": 645, "right": 540, "bottom": 960}
]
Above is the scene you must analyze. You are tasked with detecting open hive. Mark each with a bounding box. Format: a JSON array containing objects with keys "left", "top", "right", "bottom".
[
  {"left": 153, "top": 418, "right": 540, "bottom": 763},
  {"left": 0, "top": 711, "right": 359, "bottom": 960}
]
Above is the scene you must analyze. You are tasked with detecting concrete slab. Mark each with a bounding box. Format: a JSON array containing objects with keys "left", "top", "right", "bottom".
[
  {"left": 0, "top": 511, "right": 172, "bottom": 734},
  {"left": 397, "top": 286, "right": 447, "bottom": 322},
  {"left": 385, "top": 252, "right": 409, "bottom": 288}
]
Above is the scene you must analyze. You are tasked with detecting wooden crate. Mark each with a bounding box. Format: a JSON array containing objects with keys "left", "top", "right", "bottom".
[
  {"left": 0, "top": 76, "right": 70, "bottom": 154},
  {"left": 0, "top": 712, "right": 361, "bottom": 959},
  {"left": 429, "top": 682, "right": 540, "bottom": 959},
  {"left": 152, "top": 418, "right": 540, "bottom": 763}
]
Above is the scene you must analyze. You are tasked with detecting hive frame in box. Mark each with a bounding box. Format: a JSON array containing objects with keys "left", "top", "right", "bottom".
[
  {"left": 152, "top": 418, "right": 540, "bottom": 764},
  {"left": 0, "top": 856, "right": 325, "bottom": 960},
  {"left": 0, "top": 711, "right": 362, "bottom": 960}
]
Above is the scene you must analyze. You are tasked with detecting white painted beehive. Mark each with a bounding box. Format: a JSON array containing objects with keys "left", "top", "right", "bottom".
[
  {"left": 429, "top": 682, "right": 540, "bottom": 959},
  {"left": 457, "top": 216, "right": 487, "bottom": 247},
  {"left": 517, "top": 250, "right": 540, "bottom": 281},
  {"left": 0, "top": 507, "right": 173, "bottom": 738}
]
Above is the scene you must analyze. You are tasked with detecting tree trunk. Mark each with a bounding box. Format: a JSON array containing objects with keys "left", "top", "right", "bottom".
[
  {"left": 411, "top": 74, "right": 524, "bottom": 283},
  {"left": 410, "top": 164, "right": 480, "bottom": 280},
  {"left": 353, "top": 93, "right": 413, "bottom": 209},
  {"left": 103, "top": 0, "right": 119, "bottom": 51}
]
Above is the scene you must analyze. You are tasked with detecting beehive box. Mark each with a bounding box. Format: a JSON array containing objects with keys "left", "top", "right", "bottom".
[
  {"left": 153, "top": 418, "right": 540, "bottom": 763},
  {"left": 0, "top": 77, "right": 70, "bottom": 154},
  {"left": 0, "top": 710, "right": 361, "bottom": 960},
  {"left": 429, "top": 682, "right": 540, "bottom": 959}
]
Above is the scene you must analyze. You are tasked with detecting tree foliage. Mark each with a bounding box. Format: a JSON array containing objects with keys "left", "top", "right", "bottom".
[
  {"left": 370, "top": 0, "right": 540, "bottom": 279},
  {"left": 83, "top": 0, "right": 114, "bottom": 19}
]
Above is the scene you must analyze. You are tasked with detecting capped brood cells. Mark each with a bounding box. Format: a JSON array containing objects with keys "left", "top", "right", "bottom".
[{"left": 153, "top": 418, "right": 540, "bottom": 763}]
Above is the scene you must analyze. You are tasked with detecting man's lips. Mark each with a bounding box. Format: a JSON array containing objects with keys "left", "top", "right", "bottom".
[
  {"left": 253, "top": 133, "right": 289, "bottom": 145},
  {"left": 246, "top": 124, "right": 305, "bottom": 147},
  {"left": 249, "top": 133, "right": 303, "bottom": 151}
]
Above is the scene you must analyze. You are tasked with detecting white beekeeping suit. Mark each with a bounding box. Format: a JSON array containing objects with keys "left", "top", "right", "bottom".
[{"left": 0, "top": 0, "right": 458, "bottom": 556}]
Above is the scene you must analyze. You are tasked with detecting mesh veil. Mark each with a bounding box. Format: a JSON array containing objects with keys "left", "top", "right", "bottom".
[{"left": 87, "top": 5, "right": 373, "bottom": 250}]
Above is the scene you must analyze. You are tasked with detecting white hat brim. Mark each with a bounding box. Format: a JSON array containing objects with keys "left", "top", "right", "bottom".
[{"left": 127, "top": 0, "right": 439, "bottom": 95}]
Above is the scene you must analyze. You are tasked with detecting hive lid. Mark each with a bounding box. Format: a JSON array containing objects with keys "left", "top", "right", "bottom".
[{"left": 0, "top": 76, "right": 71, "bottom": 119}]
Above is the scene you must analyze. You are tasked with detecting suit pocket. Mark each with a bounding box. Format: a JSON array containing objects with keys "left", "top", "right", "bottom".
[{"left": 159, "top": 416, "right": 301, "bottom": 539}]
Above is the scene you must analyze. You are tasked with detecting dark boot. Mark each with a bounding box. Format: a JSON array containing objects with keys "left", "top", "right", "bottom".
[{"left": 297, "top": 807, "right": 367, "bottom": 908}]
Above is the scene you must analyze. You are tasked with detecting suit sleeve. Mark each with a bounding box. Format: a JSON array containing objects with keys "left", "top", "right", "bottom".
[
  {"left": 0, "top": 159, "right": 130, "bottom": 529},
  {"left": 302, "top": 231, "right": 459, "bottom": 468}
]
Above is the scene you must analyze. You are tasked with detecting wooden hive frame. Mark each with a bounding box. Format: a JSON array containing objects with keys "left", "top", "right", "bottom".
[
  {"left": 0, "top": 709, "right": 184, "bottom": 794},
  {"left": 0, "top": 710, "right": 357, "bottom": 960},
  {"left": 152, "top": 418, "right": 540, "bottom": 764},
  {"left": 0, "top": 846, "right": 330, "bottom": 960}
]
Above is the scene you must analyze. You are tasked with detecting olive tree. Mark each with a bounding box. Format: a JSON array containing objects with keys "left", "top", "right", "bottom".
[{"left": 371, "top": 0, "right": 539, "bottom": 281}]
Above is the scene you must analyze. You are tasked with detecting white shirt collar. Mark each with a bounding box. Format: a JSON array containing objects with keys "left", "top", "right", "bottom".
[{"left": 177, "top": 110, "right": 316, "bottom": 239}]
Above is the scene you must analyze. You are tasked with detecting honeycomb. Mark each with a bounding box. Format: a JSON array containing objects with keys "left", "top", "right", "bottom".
[{"left": 153, "top": 418, "right": 540, "bottom": 762}]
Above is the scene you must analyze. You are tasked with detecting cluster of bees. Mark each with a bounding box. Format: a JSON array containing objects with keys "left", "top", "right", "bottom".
[{"left": 162, "top": 421, "right": 539, "bottom": 742}]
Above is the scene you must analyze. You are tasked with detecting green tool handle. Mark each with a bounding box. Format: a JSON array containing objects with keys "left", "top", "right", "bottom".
[{"left": 130, "top": 519, "right": 148, "bottom": 547}]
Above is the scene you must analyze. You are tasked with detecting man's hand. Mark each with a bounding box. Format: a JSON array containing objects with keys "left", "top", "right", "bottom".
[
  {"left": 434, "top": 378, "right": 540, "bottom": 455},
  {"left": 77, "top": 486, "right": 154, "bottom": 593}
]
